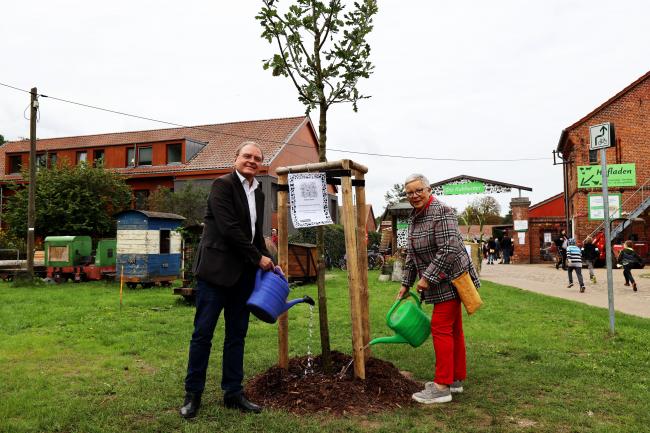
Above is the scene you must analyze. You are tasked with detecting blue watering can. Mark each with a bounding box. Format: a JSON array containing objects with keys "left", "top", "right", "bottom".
[
  {"left": 246, "top": 266, "right": 315, "bottom": 324},
  {"left": 368, "top": 291, "right": 431, "bottom": 347}
]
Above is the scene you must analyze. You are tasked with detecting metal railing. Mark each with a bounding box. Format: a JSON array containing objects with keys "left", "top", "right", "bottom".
[{"left": 588, "top": 178, "right": 650, "bottom": 239}]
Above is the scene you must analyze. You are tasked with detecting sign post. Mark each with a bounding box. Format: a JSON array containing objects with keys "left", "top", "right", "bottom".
[{"left": 590, "top": 122, "right": 615, "bottom": 335}]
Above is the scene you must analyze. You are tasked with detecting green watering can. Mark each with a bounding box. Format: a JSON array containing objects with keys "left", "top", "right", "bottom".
[{"left": 369, "top": 291, "right": 431, "bottom": 347}]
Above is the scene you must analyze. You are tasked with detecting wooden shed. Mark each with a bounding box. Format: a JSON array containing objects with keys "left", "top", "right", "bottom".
[
  {"left": 287, "top": 242, "right": 317, "bottom": 282},
  {"left": 115, "top": 210, "right": 185, "bottom": 288}
]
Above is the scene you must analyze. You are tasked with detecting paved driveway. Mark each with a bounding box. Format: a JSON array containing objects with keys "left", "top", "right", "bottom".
[{"left": 479, "top": 262, "right": 650, "bottom": 318}]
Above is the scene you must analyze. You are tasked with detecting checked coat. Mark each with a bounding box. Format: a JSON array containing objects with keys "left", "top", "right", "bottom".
[{"left": 401, "top": 198, "right": 481, "bottom": 304}]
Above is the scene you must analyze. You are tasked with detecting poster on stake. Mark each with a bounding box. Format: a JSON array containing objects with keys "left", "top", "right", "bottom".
[{"left": 288, "top": 172, "right": 333, "bottom": 228}]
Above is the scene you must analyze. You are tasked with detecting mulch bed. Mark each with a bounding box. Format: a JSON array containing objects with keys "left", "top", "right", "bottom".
[{"left": 245, "top": 350, "right": 422, "bottom": 415}]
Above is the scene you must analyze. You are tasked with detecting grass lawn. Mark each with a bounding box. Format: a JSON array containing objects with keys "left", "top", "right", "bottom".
[{"left": 1, "top": 270, "right": 649, "bottom": 433}]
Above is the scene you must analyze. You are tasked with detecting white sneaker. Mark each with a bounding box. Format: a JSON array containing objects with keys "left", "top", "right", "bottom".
[
  {"left": 412, "top": 383, "right": 452, "bottom": 404},
  {"left": 426, "top": 380, "right": 464, "bottom": 394}
]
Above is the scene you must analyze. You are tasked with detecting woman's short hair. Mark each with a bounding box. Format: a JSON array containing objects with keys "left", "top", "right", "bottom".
[
  {"left": 625, "top": 240, "right": 634, "bottom": 248},
  {"left": 404, "top": 173, "right": 430, "bottom": 187}
]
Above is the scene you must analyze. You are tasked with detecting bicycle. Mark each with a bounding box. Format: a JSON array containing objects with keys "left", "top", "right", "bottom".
[{"left": 337, "top": 250, "right": 385, "bottom": 271}]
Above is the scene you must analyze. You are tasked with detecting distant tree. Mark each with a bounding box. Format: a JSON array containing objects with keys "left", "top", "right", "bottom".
[
  {"left": 384, "top": 183, "right": 406, "bottom": 209},
  {"left": 0, "top": 134, "right": 6, "bottom": 145},
  {"left": 4, "top": 162, "right": 131, "bottom": 239},
  {"left": 502, "top": 209, "right": 513, "bottom": 224},
  {"left": 458, "top": 196, "right": 502, "bottom": 240},
  {"left": 474, "top": 196, "right": 502, "bottom": 223},
  {"left": 147, "top": 183, "right": 210, "bottom": 227}
]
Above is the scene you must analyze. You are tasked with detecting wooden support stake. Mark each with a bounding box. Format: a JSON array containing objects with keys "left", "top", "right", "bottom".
[
  {"left": 354, "top": 171, "right": 371, "bottom": 360},
  {"left": 340, "top": 166, "right": 366, "bottom": 379},
  {"left": 277, "top": 173, "right": 289, "bottom": 369}
]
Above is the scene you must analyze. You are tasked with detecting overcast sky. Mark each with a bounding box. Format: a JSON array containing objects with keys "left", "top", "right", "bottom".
[{"left": 2, "top": 1, "right": 649, "bottom": 215}]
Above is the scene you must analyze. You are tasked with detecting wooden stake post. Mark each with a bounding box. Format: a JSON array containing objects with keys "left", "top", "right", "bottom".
[
  {"left": 277, "top": 173, "right": 290, "bottom": 369},
  {"left": 276, "top": 160, "right": 370, "bottom": 379}
]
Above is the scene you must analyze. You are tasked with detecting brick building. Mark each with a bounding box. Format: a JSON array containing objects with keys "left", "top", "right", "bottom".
[
  {"left": 0, "top": 116, "right": 326, "bottom": 235},
  {"left": 556, "top": 70, "right": 650, "bottom": 250},
  {"left": 526, "top": 193, "right": 566, "bottom": 264}
]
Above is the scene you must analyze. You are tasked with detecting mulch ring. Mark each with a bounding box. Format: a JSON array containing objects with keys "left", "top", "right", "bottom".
[{"left": 245, "top": 350, "right": 422, "bottom": 415}]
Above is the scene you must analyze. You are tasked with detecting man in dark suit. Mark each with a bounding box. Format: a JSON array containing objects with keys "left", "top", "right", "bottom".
[{"left": 180, "top": 141, "right": 274, "bottom": 418}]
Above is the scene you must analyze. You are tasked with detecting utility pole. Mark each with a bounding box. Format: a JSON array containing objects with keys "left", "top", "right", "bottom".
[{"left": 26, "top": 87, "right": 38, "bottom": 277}]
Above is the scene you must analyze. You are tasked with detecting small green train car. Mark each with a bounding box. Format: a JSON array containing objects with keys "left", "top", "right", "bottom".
[
  {"left": 44, "top": 236, "right": 92, "bottom": 267},
  {"left": 95, "top": 239, "right": 117, "bottom": 267},
  {"left": 44, "top": 236, "right": 116, "bottom": 282}
]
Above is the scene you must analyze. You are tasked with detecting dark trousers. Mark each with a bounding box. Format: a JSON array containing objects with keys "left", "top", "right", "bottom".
[
  {"left": 184, "top": 274, "right": 254, "bottom": 397},
  {"left": 503, "top": 248, "right": 511, "bottom": 264},
  {"left": 568, "top": 266, "right": 584, "bottom": 287},
  {"left": 623, "top": 265, "right": 636, "bottom": 284},
  {"left": 556, "top": 249, "right": 567, "bottom": 270}
]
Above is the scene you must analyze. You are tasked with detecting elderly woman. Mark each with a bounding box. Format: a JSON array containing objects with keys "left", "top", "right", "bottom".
[{"left": 396, "top": 174, "right": 481, "bottom": 404}]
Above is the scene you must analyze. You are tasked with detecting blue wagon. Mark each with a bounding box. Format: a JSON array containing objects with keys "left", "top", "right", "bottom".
[{"left": 115, "top": 210, "right": 185, "bottom": 288}]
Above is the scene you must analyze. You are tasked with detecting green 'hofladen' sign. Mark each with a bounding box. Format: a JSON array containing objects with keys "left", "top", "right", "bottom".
[
  {"left": 577, "top": 163, "right": 636, "bottom": 188},
  {"left": 442, "top": 181, "right": 485, "bottom": 195}
]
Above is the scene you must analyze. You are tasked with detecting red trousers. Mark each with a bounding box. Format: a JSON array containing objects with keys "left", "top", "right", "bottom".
[{"left": 431, "top": 298, "right": 466, "bottom": 385}]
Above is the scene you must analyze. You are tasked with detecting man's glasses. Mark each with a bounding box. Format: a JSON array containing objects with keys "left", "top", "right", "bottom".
[{"left": 406, "top": 188, "right": 429, "bottom": 198}]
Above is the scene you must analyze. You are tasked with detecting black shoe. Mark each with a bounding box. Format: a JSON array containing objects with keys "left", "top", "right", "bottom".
[
  {"left": 224, "top": 393, "right": 262, "bottom": 413},
  {"left": 633, "top": 283, "right": 638, "bottom": 292},
  {"left": 179, "top": 392, "right": 201, "bottom": 419}
]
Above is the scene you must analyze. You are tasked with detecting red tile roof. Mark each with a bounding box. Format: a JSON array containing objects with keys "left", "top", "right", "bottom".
[{"left": 0, "top": 116, "right": 313, "bottom": 178}]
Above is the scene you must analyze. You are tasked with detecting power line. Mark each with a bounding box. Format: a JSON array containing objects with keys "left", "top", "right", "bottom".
[
  {"left": 330, "top": 148, "right": 550, "bottom": 162},
  {"left": 0, "top": 81, "right": 552, "bottom": 162}
]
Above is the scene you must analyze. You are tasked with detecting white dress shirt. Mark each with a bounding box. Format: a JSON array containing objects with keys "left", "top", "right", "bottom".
[{"left": 235, "top": 170, "right": 258, "bottom": 243}]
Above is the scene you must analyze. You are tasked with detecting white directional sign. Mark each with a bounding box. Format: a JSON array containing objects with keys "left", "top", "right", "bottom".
[{"left": 589, "top": 122, "right": 614, "bottom": 150}]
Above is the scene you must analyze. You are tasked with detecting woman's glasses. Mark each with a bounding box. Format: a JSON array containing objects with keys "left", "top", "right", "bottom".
[{"left": 406, "top": 188, "right": 429, "bottom": 198}]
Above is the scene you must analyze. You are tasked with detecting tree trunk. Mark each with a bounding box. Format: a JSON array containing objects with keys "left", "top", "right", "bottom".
[{"left": 316, "top": 101, "right": 331, "bottom": 371}]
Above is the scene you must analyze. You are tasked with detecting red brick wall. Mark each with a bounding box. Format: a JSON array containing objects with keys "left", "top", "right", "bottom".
[
  {"left": 528, "top": 218, "right": 566, "bottom": 264},
  {"left": 562, "top": 76, "right": 650, "bottom": 243},
  {"left": 511, "top": 197, "right": 531, "bottom": 264},
  {"left": 269, "top": 123, "right": 320, "bottom": 175}
]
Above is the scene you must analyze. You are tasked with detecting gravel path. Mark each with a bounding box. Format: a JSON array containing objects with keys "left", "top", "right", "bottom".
[{"left": 480, "top": 261, "right": 650, "bottom": 318}]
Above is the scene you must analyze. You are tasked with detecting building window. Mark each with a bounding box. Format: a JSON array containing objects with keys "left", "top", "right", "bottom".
[
  {"left": 588, "top": 149, "right": 598, "bottom": 164},
  {"left": 138, "top": 147, "right": 152, "bottom": 166},
  {"left": 93, "top": 149, "right": 105, "bottom": 166},
  {"left": 48, "top": 153, "right": 57, "bottom": 168},
  {"left": 8, "top": 155, "right": 22, "bottom": 174},
  {"left": 159, "top": 230, "right": 171, "bottom": 254},
  {"left": 127, "top": 147, "right": 136, "bottom": 167},
  {"left": 76, "top": 151, "right": 88, "bottom": 164},
  {"left": 271, "top": 183, "right": 278, "bottom": 211},
  {"left": 36, "top": 154, "right": 48, "bottom": 170},
  {"left": 134, "top": 190, "right": 149, "bottom": 210},
  {"left": 167, "top": 143, "right": 182, "bottom": 164}
]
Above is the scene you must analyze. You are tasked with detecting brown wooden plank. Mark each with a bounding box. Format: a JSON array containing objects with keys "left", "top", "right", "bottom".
[
  {"left": 354, "top": 171, "right": 371, "bottom": 360},
  {"left": 278, "top": 174, "right": 289, "bottom": 369},
  {"left": 340, "top": 163, "right": 365, "bottom": 380}
]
